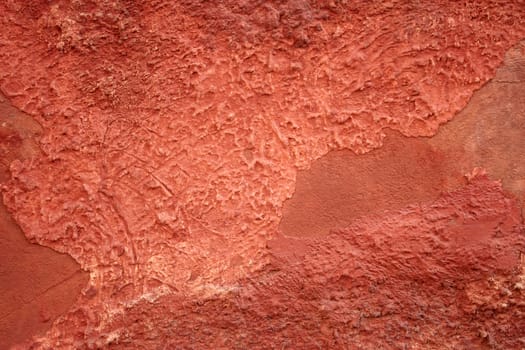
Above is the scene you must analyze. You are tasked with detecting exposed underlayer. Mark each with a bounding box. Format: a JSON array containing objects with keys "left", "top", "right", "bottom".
[
  {"left": 0, "top": 96, "right": 89, "bottom": 349},
  {"left": 0, "top": 1, "right": 524, "bottom": 349}
]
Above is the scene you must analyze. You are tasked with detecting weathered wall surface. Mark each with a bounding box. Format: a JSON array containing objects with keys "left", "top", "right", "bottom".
[
  {"left": 0, "top": 1, "right": 524, "bottom": 349},
  {"left": 0, "top": 96, "right": 88, "bottom": 350},
  {"left": 281, "top": 42, "right": 525, "bottom": 238}
]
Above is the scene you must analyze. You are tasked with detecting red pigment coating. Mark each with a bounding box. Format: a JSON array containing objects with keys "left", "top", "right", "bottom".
[
  {"left": 280, "top": 131, "right": 461, "bottom": 238},
  {"left": 0, "top": 96, "right": 88, "bottom": 349},
  {"left": 0, "top": 1, "right": 524, "bottom": 349},
  {"left": 281, "top": 42, "right": 525, "bottom": 238},
  {"left": 269, "top": 176, "right": 525, "bottom": 350}
]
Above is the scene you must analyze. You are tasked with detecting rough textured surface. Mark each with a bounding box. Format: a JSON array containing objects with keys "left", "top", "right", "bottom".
[
  {"left": 0, "top": 1, "right": 524, "bottom": 349},
  {"left": 0, "top": 96, "right": 88, "bottom": 350},
  {"left": 281, "top": 42, "right": 525, "bottom": 238}
]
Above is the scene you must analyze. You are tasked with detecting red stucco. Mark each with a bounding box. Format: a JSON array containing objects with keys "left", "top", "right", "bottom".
[{"left": 0, "top": 1, "right": 524, "bottom": 349}]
